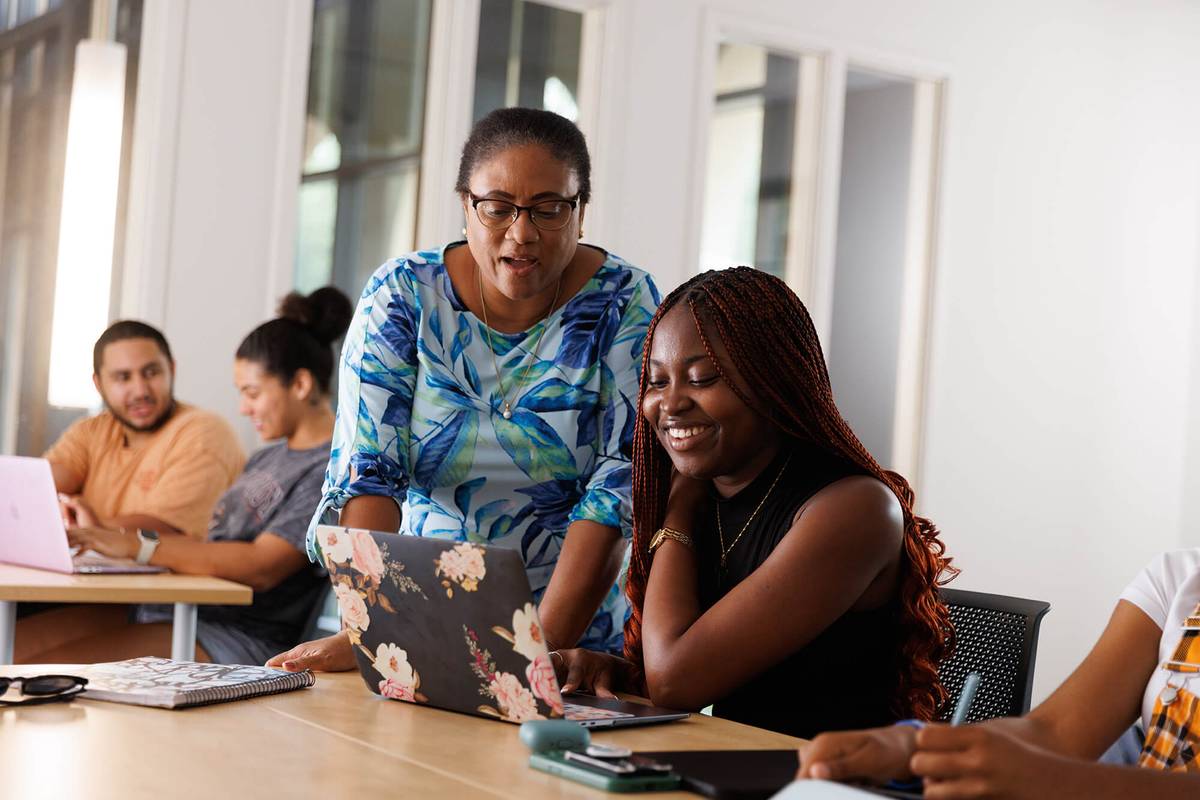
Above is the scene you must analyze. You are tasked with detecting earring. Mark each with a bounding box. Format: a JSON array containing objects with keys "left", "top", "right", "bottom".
[
  {"left": 461, "top": 226, "right": 467, "bottom": 238},
  {"left": 578, "top": 227, "right": 584, "bottom": 239}
]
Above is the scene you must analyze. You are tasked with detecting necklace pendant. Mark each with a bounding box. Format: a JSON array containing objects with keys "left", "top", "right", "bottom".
[
  {"left": 502, "top": 404, "right": 512, "bottom": 420},
  {"left": 1161, "top": 685, "right": 1179, "bottom": 705},
  {"left": 720, "top": 553, "right": 727, "bottom": 569}
]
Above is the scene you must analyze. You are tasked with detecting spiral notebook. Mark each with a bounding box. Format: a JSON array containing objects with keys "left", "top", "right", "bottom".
[{"left": 79, "top": 657, "right": 315, "bottom": 709}]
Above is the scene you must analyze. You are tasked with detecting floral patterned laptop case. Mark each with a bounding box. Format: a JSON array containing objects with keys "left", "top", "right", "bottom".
[{"left": 319, "top": 525, "right": 565, "bottom": 723}]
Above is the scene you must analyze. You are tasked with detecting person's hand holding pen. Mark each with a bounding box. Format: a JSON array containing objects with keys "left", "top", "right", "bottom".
[
  {"left": 904, "top": 723, "right": 1074, "bottom": 800},
  {"left": 798, "top": 672, "right": 982, "bottom": 787}
]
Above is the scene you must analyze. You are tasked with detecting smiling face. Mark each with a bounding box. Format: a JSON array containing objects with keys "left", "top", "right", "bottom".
[
  {"left": 234, "top": 359, "right": 309, "bottom": 442},
  {"left": 93, "top": 338, "right": 176, "bottom": 432},
  {"left": 462, "top": 143, "right": 585, "bottom": 304},
  {"left": 642, "top": 303, "right": 781, "bottom": 493}
]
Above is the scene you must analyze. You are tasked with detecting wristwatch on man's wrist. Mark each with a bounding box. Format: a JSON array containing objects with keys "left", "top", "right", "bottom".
[{"left": 135, "top": 528, "right": 160, "bottom": 565}]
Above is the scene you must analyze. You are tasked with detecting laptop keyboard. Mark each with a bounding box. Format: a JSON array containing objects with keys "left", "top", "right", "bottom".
[{"left": 72, "top": 552, "right": 165, "bottom": 573}]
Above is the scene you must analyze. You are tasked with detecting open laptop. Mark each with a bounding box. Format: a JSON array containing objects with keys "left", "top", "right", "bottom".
[
  {"left": 0, "top": 455, "right": 166, "bottom": 574},
  {"left": 318, "top": 524, "right": 689, "bottom": 728}
]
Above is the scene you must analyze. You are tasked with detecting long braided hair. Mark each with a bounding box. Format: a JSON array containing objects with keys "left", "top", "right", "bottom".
[{"left": 623, "top": 267, "right": 957, "bottom": 720}]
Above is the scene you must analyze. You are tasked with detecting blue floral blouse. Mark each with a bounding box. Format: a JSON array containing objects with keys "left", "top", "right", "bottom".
[{"left": 307, "top": 243, "right": 660, "bottom": 653}]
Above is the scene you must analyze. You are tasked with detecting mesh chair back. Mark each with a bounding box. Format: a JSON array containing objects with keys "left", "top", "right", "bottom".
[{"left": 937, "top": 588, "right": 1050, "bottom": 723}]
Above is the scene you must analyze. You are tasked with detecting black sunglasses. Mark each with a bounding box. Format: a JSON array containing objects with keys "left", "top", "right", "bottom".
[{"left": 0, "top": 674, "right": 88, "bottom": 706}]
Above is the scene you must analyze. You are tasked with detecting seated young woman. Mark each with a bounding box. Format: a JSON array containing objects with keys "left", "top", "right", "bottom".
[
  {"left": 553, "top": 267, "right": 955, "bottom": 738},
  {"left": 16, "top": 288, "right": 352, "bottom": 665},
  {"left": 798, "top": 548, "right": 1200, "bottom": 798}
]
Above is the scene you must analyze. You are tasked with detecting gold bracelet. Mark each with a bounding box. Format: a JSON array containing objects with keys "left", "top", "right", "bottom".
[{"left": 649, "top": 527, "right": 693, "bottom": 554}]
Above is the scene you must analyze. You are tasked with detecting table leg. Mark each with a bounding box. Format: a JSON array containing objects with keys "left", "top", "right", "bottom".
[
  {"left": 0, "top": 600, "right": 15, "bottom": 664},
  {"left": 171, "top": 603, "right": 197, "bottom": 661}
]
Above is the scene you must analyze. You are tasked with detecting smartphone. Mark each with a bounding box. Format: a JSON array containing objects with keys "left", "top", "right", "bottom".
[
  {"left": 529, "top": 751, "right": 680, "bottom": 793},
  {"left": 564, "top": 750, "right": 636, "bottom": 774},
  {"left": 565, "top": 750, "right": 675, "bottom": 775},
  {"left": 627, "top": 755, "right": 674, "bottom": 774},
  {"left": 585, "top": 743, "right": 633, "bottom": 759}
]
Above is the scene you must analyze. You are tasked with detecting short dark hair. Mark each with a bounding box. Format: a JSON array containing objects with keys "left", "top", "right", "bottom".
[
  {"left": 93, "top": 321, "right": 174, "bottom": 375},
  {"left": 235, "top": 286, "right": 353, "bottom": 395},
  {"left": 454, "top": 107, "right": 592, "bottom": 204}
]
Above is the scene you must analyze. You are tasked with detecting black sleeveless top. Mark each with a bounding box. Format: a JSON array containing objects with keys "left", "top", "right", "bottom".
[{"left": 694, "top": 445, "right": 903, "bottom": 740}]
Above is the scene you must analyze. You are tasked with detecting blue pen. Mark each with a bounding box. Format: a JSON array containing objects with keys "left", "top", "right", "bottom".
[
  {"left": 880, "top": 674, "right": 980, "bottom": 793},
  {"left": 950, "top": 672, "right": 981, "bottom": 725}
]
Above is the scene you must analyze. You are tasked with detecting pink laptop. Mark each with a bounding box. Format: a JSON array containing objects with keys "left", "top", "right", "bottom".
[{"left": 0, "top": 455, "right": 165, "bottom": 574}]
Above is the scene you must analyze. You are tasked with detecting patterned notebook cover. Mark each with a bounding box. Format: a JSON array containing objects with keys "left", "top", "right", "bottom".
[
  {"left": 318, "top": 526, "right": 565, "bottom": 723},
  {"left": 80, "top": 657, "right": 315, "bottom": 709}
]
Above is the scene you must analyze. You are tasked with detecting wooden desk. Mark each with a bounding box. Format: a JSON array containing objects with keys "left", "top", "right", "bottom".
[
  {"left": 0, "top": 668, "right": 804, "bottom": 798},
  {"left": 262, "top": 671, "right": 805, "bottom": 798},
  {"left": 0, "top": 564, "right": 252, "bottom": 663}
]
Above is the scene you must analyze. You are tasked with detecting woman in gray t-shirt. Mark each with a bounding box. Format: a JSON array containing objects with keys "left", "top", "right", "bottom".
[{"left": 63, "top": 287, "right": 353, "bottom": 664}]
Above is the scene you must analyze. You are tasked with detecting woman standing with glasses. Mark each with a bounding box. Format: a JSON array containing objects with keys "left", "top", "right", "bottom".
[{"left": 269, "top": 108, "right": 660, "bottom": 673}]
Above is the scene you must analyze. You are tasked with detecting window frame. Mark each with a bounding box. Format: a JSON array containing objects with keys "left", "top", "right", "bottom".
[
  {"left": 416, "top": 0, "right": 617, "bottom": 248},
  {"left": 0, "top": 0, "right": 119, "bottom": 455},
  {"left": 288, "top": 0, "right": 433, "bottom": 299}
]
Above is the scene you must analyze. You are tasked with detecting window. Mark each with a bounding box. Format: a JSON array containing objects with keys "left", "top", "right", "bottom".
[
  {"left": 293, "top": 0, "right": 591, "bottom": 298},
  {"left": 699, "top": 44, "right": 802, "bottom": 278},
  {"left": 0, "top": 0, "right": 141, "bottom": 455},
  {"left": 294, "top": 0, "right": 433, "bottom": 298},
  {"left": 472, "top": 0, "right": 584, "bottom": 123}
]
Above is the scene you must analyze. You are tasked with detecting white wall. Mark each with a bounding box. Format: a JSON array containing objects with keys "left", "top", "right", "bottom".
[
  {"left": 123, "top": 0, "right": 308, "bottom": 451},
  {"left": 127, "top": 0, "right": 1200, "bottom": 701},
  {"left": 607, "top": 0, "right": 1200, "bottom": 702},
  {"left": 827, "top": 82, "right": 915, "bottom": 466}
]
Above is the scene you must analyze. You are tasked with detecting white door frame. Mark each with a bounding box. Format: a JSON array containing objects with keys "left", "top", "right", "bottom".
[
  {"left": 688, "top": 8, "right": 951, "bottom": 490},
  {"left": 834, "top": 56, "right": 948, "bottom": 490},
  {"left": 688, "top": 10, "right": 836, "bottom": 314},
  {"left": 119, "top": 0, "right": 189, "bottom": 326},
  {"left": 122, "top": 0, "right": 313, "bottom": 324}
]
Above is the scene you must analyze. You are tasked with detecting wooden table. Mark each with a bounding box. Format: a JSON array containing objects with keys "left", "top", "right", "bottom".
[
  {"left": 0, "top": 563, "right": 252, "bottom": 663},
  {"left": 0, "top": 667, "right": 804, "bottom": 798}
]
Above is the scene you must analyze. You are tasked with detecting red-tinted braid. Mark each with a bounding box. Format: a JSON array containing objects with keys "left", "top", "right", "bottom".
[{"left": 623, "top": 267, "right": 957, "bottom": 721}]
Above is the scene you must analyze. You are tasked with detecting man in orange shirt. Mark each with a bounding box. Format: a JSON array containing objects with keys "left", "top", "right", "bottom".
[{"left": 48, "top": 320, "right": 244, "bottom": 540}]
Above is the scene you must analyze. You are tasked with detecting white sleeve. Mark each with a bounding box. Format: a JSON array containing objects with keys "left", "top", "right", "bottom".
[{"left": 1119, "top": 549, "right": 1200, "bottom": 628}]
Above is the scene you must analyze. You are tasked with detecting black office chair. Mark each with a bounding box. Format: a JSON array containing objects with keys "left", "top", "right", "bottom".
[{"left": 936, "top": 587, "right": 1051, "bottom": 723}]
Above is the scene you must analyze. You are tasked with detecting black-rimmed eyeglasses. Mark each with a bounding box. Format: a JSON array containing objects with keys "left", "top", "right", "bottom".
[
  {"left": 469, "top": 193, "right": 580, "bottom": 231},
  {"left": 0, "top": 674, "right": 88, "bottom": 706}
]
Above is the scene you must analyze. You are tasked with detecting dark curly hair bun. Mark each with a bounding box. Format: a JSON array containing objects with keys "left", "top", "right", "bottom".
[
  {"left": 236, "top": 285, "right": 354, "bottom": 394},
  {"left": 278, "top": 287, "right": 354, "bottom": 347}
]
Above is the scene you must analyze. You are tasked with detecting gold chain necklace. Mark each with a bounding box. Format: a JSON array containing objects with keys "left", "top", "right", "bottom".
[
  {"left": 716, "top": 453, "right": 793, "bottom": 568},
  {"left": 477, "top": 267, "right": 562, "bottom": 420}
]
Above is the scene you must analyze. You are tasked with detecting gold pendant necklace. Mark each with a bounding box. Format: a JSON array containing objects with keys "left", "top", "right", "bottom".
[
  {"left": 716, "top": 453, "right": 793, "bottom": 568},
  {"left": 477, "top": 267, "right": 562, "bottom": 420}
]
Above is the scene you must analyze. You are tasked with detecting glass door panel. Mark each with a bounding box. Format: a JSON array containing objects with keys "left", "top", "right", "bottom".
[{"left": 472, "top": 0, "right": 583, "bottom": 123}]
